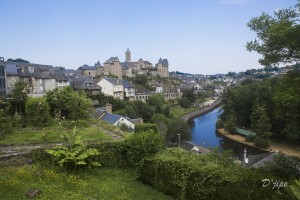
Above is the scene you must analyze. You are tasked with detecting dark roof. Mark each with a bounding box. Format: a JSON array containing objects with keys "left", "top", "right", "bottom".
[
  {"left": 78, "top": 65, "right": 96, "bottom": 70},
  {"left": 122, "top": 80, "right": 134, "bottom": 88},
  {"left": 4, "top": 64, "right": 19, "bottom": 75},
  {"left": 104, "top": 57, "right": 119, "bottom": 64},
  {"left": 49, "top": 69, "right": 69, "bottom": 81},
  {"left": 104, "top": 78, "right": 123, "bottom": 85},
  {"left": 72, "top": 77, "right": 102, "bottom": 90},
  {"left": 158, "top": 58, "right": 168, "bottom": 65},
  {"left": 246, "top": 152, "right": 278, "bottom": 168},
  {"left": 100, "top": 113, "right": 122, "bottom": 125}
]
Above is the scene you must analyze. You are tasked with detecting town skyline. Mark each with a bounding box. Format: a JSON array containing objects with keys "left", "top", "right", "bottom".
[{"left": 0, "top": 0, "right": 297, "bottom": 74}]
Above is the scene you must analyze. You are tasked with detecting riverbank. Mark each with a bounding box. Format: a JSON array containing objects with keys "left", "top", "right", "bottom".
[
  {"left": 181, "top": 100, "right": 222, "bottom": 122},
  {"left": 217, "top": 128, "right": 300, "bottom": 159}
]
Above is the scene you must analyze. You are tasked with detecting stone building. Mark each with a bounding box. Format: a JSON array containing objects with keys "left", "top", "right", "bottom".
[
  {"left": 103, "top": 57, "right": 122, "bottom": 80},
  {"left": 156, "top": 58, "right": 169, "bottom": 77}
]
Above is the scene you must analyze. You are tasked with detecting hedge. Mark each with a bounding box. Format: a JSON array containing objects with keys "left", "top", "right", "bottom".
[
  {"left": 139, "top": 148, "right": 294, "bottom": 200},
  {"left": 135, "top": 123, "right": 157, "bottom": 133}
]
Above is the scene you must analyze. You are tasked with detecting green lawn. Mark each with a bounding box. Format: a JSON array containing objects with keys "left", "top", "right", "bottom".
[
  {"left": 170, "top": 105, "right": 198, "bottom": 119},
  {"left": 0, "top": 165, "right": 173, "bottom": 200},
  {"left": 0, "top": 123, "right": 113, "bottom": 145}
]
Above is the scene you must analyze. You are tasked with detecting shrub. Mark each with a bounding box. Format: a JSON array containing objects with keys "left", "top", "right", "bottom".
[
  {"left": 25, "top": 97, "right": 51, "bottom": 127},
  {"left": 135, "top": 123, "right": 157, "bottom": 133},
  {"left": 254, "top": 136, "right": 269, "bottom": 149},
  {"left": 178, "top": 97, "right": 191, "bottom": 108},
  {"left": 224, "top": 117, "right": 236, "bottom": 134},
  {"left": 124, "top": 130, "right": 164, "bottom": 167},
  {"left": 140, "top": 148, "right": 293, "bottom": 200},
  {"left": 216, "top": 119, "right": 224, "bottom": 129},
  {"left": 45, "top": 127, "right": 100, "bottom": 170}
]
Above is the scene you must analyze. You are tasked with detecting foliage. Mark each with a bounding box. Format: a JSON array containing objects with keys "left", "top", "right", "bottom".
[
  {"left": 0, "top": 165, "right": 172, "bottom": 200},
  {"left": 135, "top": 123, "right": 157, "bottom": 133},
  {"left": 45, "top": 127, "right": 101, "bottom": 170},
  {"left": 221, "top": 71, "right": 300, "bottom": 143},
  {"left": 182, "top": 89, "right": 196, "bottom": 103},
  {"left": 25, "top": 97, "right": 51, "bottom": 127},
  {"left": 262, "top": 153, "right": 300, "bottom": 180},
  {"left": 7, "top": 79, "right": 28, "bottom": 115},
  {"left": 216, "top": 119, "right": 224, "bottom": 129},
  {"left": 167, "top": 119, "right": 191, "bottom": 142},
  {"left": 7, "top": 58, "right": 29, "bottom": 63},
  {"left": 250, "top": 102, "right": 272, "bottom": 138},
  {"left": 147, "top": 94, "right": 165, "bottom": 113},
  {"left": 273, "top": 70, "right": 300, "bottom": 142},
  {"left": 254, "top": 136, "right": 270, "bottom": 149},
  {"left": 224, "top": 116, "right": 236, "bottom": 134},
  {"left": 178, "top": 97, "right": 191, "bottom": 108},
  {"left": 133, "top": 74, "right": 148, "bottom": 86},
  {"left": 0, "top": 109, "right": 12, "bottom": 138},
  {"left": 124, "top": 130, "right": 164, "bottom": 167},
  {"left": 46, "top": 86, "right": 92, "bottom": 120},
  {"left": 246, "top": 2, "right": 300, "bottom": 66},
  {"left": 140, "top": 148, "right": 293, "bottom": 200}
]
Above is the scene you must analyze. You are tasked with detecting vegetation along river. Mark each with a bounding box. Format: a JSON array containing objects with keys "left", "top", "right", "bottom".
[{"left": 190, "top": 107, "right": 266, "bottom": 159}]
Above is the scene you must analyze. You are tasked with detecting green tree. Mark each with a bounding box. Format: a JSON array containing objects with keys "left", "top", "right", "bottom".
[
  {"left": 147, "top": 94, "right": 165, "bottom": 113},
  {"left": 7, "top": 58, "right": 30, "bottom": 63},
  {"left": 7, "top": 79, "right": 28, "bottom": 115},
  {"left": 167, "top": 119, "right": 191, "bottom": 142},
  {"left": 273, "top": 70, "right": 300, "bottom": 142},
  {"left": 246, "top": 3, "right": 300, "bottom": 66},
  {"left": 25, "top": 97, "right": 51, "bottom": 126},
  {"left": 178, "top": 97, "right": 191, "bottom": 108},
  {"left": 250, "top": 102, "right": 272, "bottom": 139},
  {"left": 182, "top": 89, "right": 196, "bottom": 103},
  {"left": 133, "top": 74, "right": 148, "bottom": 86},
  {"left": 46, "top": 86, "right": 92, "bottom": 120}
]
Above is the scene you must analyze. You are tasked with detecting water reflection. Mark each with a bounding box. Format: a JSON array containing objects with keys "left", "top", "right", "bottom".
[{"left": 190, "top": 107, "right": 266, "bottom": 158}]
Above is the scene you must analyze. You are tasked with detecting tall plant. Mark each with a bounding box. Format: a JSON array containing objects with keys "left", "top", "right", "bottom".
[{"left": 45, "top": 127, "right": 101, "bottom": 170}]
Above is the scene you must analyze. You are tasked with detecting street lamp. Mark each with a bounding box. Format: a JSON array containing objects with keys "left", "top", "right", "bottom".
[{"left": 178, "top": 133, "right": 181, "bottom": 148}]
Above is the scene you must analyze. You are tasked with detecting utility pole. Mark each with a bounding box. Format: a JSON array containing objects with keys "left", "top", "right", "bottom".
[{"left": 178, "top": 133, "right": 181, "bottom": 148}]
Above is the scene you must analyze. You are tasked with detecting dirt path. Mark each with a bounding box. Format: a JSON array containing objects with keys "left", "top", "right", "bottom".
[{"left": 218, "top": 129, "right": 300, "bottom": 159}]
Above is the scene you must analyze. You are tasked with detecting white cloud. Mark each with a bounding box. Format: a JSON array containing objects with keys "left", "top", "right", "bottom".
[{"left": 219, "top": 0, "right": 248, "bottom": 5}]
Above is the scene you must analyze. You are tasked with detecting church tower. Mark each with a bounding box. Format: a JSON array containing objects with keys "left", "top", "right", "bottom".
[{"left": 125, "top": 48, "right": 131, "bottom": 62}]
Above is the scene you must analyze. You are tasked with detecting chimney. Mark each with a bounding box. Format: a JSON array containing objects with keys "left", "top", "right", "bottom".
[{"left": 105, "top": 103, "right": 112, "bottom": 113}]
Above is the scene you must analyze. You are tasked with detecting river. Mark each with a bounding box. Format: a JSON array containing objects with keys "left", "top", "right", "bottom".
[{"left": 190, "top": 107, "right": 266, "bottom": 159}]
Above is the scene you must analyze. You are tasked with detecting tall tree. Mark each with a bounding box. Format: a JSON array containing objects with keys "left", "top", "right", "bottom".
[
  {"left": 7, "top": 58, "right": 30, "bottom": 63},
  {"left": 8, "top": 79, "right": 28, "bottom": 115},
  {"left": 246, "top": 2, "right": 300, "bottom": 66},
  {"left": 250, "top": 102, "right": 272, "bottom": 139}
]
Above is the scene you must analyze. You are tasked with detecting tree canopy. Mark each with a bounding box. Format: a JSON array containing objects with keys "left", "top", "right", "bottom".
[
  {"left": 7, "top": 58, "right": 30, "bottom": 63},
  {"left": 246, "top": 2, "right": 300, "bottom": 66}
]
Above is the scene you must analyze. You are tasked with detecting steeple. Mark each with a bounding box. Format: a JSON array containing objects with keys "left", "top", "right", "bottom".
[{"left": 125, "top": 48, "right": 131, "bottom": 62}]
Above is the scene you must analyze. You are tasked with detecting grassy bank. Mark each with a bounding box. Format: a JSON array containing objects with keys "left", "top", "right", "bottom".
[
  {"left": 0, "top": 165, "right": 172, "bottom": 200},
  {"left": 170, "top": 105, "right": 198, "bottom": 119},
  {"left": 218, "top": 128, "right": 300, "bottom": 159},
  {"left": 0, "top": 121, "right": 115, "bottom": 145}
]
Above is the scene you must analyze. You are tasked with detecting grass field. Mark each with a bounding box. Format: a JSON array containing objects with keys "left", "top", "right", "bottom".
[
  {"left": 170, "top": 105, "right": 198, "bottom": 119},
  {"left": 0, "top": 165, "right": 173, "bottom": 200},
  {"left": 0, "top": 122, "right": 114, "bottom": 145}
]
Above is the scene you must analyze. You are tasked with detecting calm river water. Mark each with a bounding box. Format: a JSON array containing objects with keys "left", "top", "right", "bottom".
[{"left": 190, "top": 107, "right": 266, "bottom": 159}]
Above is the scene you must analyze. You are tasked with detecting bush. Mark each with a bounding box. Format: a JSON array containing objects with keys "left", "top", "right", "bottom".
[
  {"left": 135, "top": 123, "right": 157, "bottom": 133},
  {"left": 178, "top": 97, "right": 191, "bottom": 108},
  {"left": 216, "top": 119, "right": 224, "bottom": 129},
  {"left": 124, "top": 130, "right": 164, "bottom": 167},
  {"left": 25, "top": 97, "right": 51, "bottom": 127},
  {"left": 140, "top": 148, "right": 293, "bottom": 200},
  {"left": 254, "top": 136, "right": 269, "bottom": 149}
]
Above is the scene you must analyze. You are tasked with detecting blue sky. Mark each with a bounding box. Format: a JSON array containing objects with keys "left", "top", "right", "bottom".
[{"left": 0, "top": 0, "right": 297, "bottom": 74}]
